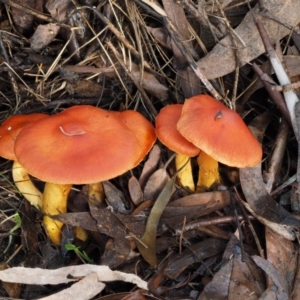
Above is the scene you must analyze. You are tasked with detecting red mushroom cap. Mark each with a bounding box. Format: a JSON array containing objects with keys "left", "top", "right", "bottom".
[
  {"left": 155, "top": 104, "right": 200, "bottom": 157},
  {"left": 14, "top": 106, "right": 156, "bottom": 184},
  {"left": 0, "top": 114, "right": 48, "bottom": 161},
  {"left": 177, "top": 95, "right": 262, "bottom": 168}
]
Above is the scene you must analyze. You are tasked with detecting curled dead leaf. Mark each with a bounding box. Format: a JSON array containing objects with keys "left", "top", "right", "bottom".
[
  {"left": 240, "top": 164, "right": 300, "bottom": 240},
  {"left": 197, "top": 0, "right": 300, "bottom": 79}
]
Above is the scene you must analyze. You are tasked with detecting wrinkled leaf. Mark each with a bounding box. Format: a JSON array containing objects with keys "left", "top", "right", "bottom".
[
  {"left": 197, "top": 0, "right": 300, "bottom": 79},
  {"left": 252, "top": 255, "right": 289, "bottom": 299},
  {"left": 291, "top": 251, "right": 300, "bottom": 299},
  {"left": 11, "top": 0, "right": 35, "bottom": 32},
  {"left": 143, "top": 168, "right": 170, "bottom": 201},
  {"left": 164, "top": 238, "right": 226, "bottom": 279},
  {"left": 46, "top": 0, "right": 70, "bottom": 21},
  {"left": 265, "top": 227, "right": 297, "bottom": 288},
  {"left": 102, "top": 181, "right": 130, "bottom": 214},
  {"left": 240, "top": 164, "right": 300, "bottom": 240},
  {"left": 130, "top": 64, "right": 168, "bottom": 101},
  {"left": 147, "top": 26, "right": 172, "bottom": 50},
  {"left": 139, "top": 144, "right": 161, "bottom": 188},
  {"left": 162, "top": 0, "right": 201, "bottom": 98},
  {"left": 0, "top": 264, "right": 147, "bottom": 290},
  {"left": 30, "top": 23, "right": 60, "bottom": 51},
  {"left": 199, "top": 238, "right": 264, "bottom": 299},
  {"left": 128, "top": 176, "right": 143, "bottom": 206}
]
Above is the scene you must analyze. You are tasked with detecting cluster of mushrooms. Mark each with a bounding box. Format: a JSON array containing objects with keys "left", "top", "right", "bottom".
[{"left": 0, "top": 94, "right": 262, "bottom": 245}]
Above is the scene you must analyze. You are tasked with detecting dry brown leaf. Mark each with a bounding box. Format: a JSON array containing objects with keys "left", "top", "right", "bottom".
[
  {"left": 52, "top": 212, "right": 98, "bottom": 232},
  {"left": 252, "top": 255, "right": 289, "bottom": 299},
  {"left": 284, "top": 55, "right": 300, "bottom": 77},
  {"left": 139, "top": 144, "right": 161, "bottom": 189},
  {"left": 291, "top": 250, "right": 300, "bottom": 299},
  {"left": 30, "top": 23, "right": 60, "bottom": 51},
  {"left": 87, "top": 193, "right": 133, "bottom": 268},
  {"left": 265, "top": 227, "right": 297, "bottom": 289},
  {"left": 45, "top": 0, "right": 70, "bottom": 21},
  {"left": 130, "top": 64, "right": 168, "bottom": 101},
  {"left": 240, "top": 164, "right": 300, "bottom": 240},
  {"left": 11, "top": 0, "right": 35, "bottom": 32},
  {"left": 165, "top": 238, "right": 226, "bottom": 279},
  {"left": 167, "top": 190, "right": 230, "bottom": 207},
  {"left": 197, "top": 0, "right": 300, "bottom": 79},
  {"left": 198, "top": 259, "right": 232, "bottom": 300},
  {"left": 198, "top": 238, "right": 264, "bottom": 299},
  {"left": 128, "top": 176, "right": 143, "bottom": 206},
  {"left": 146, "top": 26, "right": 172, "bottom": 50},
  {"left": 162, "top": 0, "right": 201, "bottom": 98},
  {"left": 102, "top": 181, "right": 130, "bottom": 214},
  {"left": 143, "top": 167, "right": 170, "bottom": 201},
  {"left": 228, "top": 251, "right": 264, "bottom": 299}
]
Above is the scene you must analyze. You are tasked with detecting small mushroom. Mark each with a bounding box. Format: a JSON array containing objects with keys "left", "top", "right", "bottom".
[
  {"left": 155, "top": 104, "right": 200, "bottom": 192},
  {"left": 0, "top": 114, "right": 48, "bottom": 209},
  {"left": 15, "top": 105, "right": 156, "bottom": 244},
  {"left": 177, "top": 94, "right": 262, "bottom": 168},
  {"left": 155, "top": 104, "right": 219, "bottom": 192}
]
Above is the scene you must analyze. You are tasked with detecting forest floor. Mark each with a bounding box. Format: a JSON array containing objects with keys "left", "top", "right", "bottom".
[{"left": 0, "top": 0, "right": 300, "bottom": 299}]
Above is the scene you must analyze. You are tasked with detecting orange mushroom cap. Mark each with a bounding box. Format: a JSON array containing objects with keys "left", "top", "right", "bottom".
[
  {"left": 117, "top": 110, "right": 157, "bottom": 162},
  {"left": 177, "top": 95, "right": 262, "bottom": 168},
  {"left": 0, "top": 114, "right": 48, "bottom": 161},
  {"left": 155, "top": 104, "right": 200, "bottom": 157},
  {"left": 14, "top": 105, "right": 156, "bottom": 184}
]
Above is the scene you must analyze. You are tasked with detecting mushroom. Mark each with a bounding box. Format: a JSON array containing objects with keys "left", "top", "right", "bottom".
[
  {"left": 0, "top": 114, "right": 48, "bottom": 209},
  {"left": 14, "top": 105, "right": 156, "bottom": 244},
  {"left": 155, "top": 104, "right": 220, "bottom": 192},
  {"left": 177, "top": 94, "right": 262, "bottom": 168}
]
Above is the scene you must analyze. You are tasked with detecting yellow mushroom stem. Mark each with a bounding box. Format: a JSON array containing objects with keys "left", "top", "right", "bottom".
[
  {"left": 43, "top": 183, "right": 72, "bottom": 245},
  {"left": 12, "top": 160, "right": 43, "bottom": 209},
  {"left": 73, "top": 227, "right": 89, "bottom": 242},
  {"left": 72, "top": 182, "right": 106, "bottom": 243},
  {"left": 43, "top": 182, "right": 104, "bottom": 245},
  {"left": 88, "top": 182, "right": 105, "bottom": 204},
  {"left": 196, "top": 151, "right": 220, "bottom": 193},
  {"left": 175, "top": 153, "right": 195, "bottom": 192}
]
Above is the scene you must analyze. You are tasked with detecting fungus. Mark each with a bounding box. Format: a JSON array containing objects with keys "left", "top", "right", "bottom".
[
  {"left": 156, "top": 104, "right": 220, "bottom": 192},
  {"left": 15, "top": 105, "right": 156, "bottom": 244},
  {"left": 177, "top": 94, "right": 262, "bottom": 168},
  {"left": 0, "top": 114, "right": 48, "bottom": 209}
]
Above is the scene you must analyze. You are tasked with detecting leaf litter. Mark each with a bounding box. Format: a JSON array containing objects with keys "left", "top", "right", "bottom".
[{"left": 1, "top": 0, "right": 300, "bottom": 299}]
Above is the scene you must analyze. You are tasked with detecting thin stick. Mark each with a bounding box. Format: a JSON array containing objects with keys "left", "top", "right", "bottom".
[
  {"left": 256, "top": 21, "right": 299, "bottom": 134},
  {"left": 252, "top": 62, "right": 292, "bottom": 126}
]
